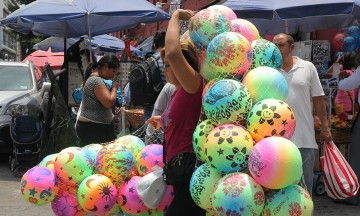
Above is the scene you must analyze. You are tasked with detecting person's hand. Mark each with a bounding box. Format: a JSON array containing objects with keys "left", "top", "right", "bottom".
[
  {"left": 175, "top": 9, "right": 194, "bottom": 21},
  {"left": 146, "top": 116, "right": 161, "bottom": 130},
  {"left": 338, "top": 70, "right": 350, "bottom": 80},
  {"left": 335, "top": 55, "right": 343, "bottom": 63},
  {"left": 320, "top": 126, "right": 333, "bottom": 144}
]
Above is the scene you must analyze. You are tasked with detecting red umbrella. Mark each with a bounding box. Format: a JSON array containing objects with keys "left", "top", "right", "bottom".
[{"left": 23, "top": 49, "right": 64, "bottom": 71}]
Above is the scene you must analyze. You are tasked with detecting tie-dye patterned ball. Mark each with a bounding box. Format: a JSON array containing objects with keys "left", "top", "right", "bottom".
[
  {"left": 208, "top": 5, "right": 237, "bottom": 21},
  {"left": 114, "top": 135, "right": 145, "bottom": 161},
  {"left": 249, "top": 39, "right": 282, "bottom": 70},
  {"left": 248, "top": 136, "right": 302, "bottom": 189},
  {"left": 51, "top": 182, "right": 85, "bottom": 215},
  {"left": 20, "top": 166, "right": 59, "bottom": 205},
  {"left": 212, "top": 173, "right": 265, "bottom": 215}
]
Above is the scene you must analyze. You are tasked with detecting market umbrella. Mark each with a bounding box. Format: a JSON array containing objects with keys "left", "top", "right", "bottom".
[
  {"left": 0, "top": 0, "right": 170, "bottom": 38},
  {"left": 33, "top": 34, "right": 142, "bottom": 55},
  {"left": 223, "top": 0, "right": 360, "bottom": 34},
  {"left": 23, "top": 49, "right": 64, "bottom": 71}
]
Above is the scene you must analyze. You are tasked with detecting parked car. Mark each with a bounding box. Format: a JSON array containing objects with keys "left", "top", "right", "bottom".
[{"left": 0, "top": 61, "right": 51, "bottom": 153}]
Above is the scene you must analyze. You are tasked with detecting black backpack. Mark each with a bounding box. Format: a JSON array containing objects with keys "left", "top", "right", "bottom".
[{"left": 129, "top": 55, "right": 164, "bottom": 106}]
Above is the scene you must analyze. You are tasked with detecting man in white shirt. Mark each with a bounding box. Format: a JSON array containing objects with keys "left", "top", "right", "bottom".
[{"left": 273, "top": 33, "right": 333, "bottom": 197}]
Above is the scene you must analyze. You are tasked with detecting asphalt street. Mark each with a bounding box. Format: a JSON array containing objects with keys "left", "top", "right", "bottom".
[{"left": 0, "top": 154, "right": 359, "bottom": 216}]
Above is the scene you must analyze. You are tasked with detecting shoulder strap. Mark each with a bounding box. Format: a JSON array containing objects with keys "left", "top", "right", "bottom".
[{"left": 163, "top": 138, "right": 166, "bottom": 164}]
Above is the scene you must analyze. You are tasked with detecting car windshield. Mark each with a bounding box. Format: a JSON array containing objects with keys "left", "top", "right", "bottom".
[{"left": 0, "top": 65, "right": 33, "bottom": 91}]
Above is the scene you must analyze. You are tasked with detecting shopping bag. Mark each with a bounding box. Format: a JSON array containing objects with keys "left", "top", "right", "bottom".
[
  {"left": 320, "top": 141, "right": 359, "bottom": 199},
  {"left": 136, "top": 166, "right": 167, "bottom": 209}
]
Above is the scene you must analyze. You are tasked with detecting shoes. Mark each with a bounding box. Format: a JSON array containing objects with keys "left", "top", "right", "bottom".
[{"left": 332, "top": 196, "right": 359, "bottom": 205}]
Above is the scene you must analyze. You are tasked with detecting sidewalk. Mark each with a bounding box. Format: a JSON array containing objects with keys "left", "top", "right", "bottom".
[{"left": 1, "top": 157, "right": 359, "bottom": 216}]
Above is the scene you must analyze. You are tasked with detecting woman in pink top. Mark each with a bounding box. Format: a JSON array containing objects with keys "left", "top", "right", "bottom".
[{"left": 146, "top": 9, "right": 205, "bottom": 216}]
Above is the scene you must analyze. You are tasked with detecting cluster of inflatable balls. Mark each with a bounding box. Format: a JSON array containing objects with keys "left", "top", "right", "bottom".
[
  {"left": 188, "top": 5, "right": 313, "bottom": 215},
  {"left": 21, "top": 135, "right": 174, "bottom": 216},
  {"left": 333, "top": 25, "right": 360, "bottom": 56}
]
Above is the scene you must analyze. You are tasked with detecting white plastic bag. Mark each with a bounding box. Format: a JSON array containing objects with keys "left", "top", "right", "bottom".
[{"left": 136, "top": 166, "right": 167, "bottom": 209}]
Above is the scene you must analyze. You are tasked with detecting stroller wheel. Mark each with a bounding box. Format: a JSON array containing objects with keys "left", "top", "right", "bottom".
[
  {"left": 10, "top": 157, "right": 17, "bottom": 172},
  {"left": 314, "top": 182, "right": 326, "bottom": 196},
  {"left": 8, "top": 155, "right": 12, "bottom": 170}
]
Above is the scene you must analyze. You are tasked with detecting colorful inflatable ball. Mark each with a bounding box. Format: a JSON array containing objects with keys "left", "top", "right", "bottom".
[
  {"left": 246, "top": 98, "right": 296, "bottom": 142},
  {"left": 242, "top": 66, "right": 288, "bottom": 103},
  {"left": 208, "top": 5, "right": 237, "bottom": 21},
  {"left": 77, "top": 174, "right": 117, "bottom": 215},
  {"left": 189, "top": 8, "right": 231, "bottom": 50},
  {"left": 192, "top": 119, "right": 218, "bottom": 162},
  {"left": 190, "top": 163, "right": 222, "bottom": 211},
  {"left": 203, "top": 79, "right": 252, "bottom": 126},
  {"left": 204, "top": 124, "right": 254, "bottom": 174},
  {"left": 250, "top": 39, "right": 282, "bottom": 70},
  {"left": 248, "top": 136, "right": 303, "bottom": 189},
  {"left": 51, "top": 183, "right": 85, "bottom": 216},
  {"left": 212, "top": 173, "right": 265, "bottom": 216},
  {"left": 262, "top": 184, "right": 313, "bottom": 215},
  {"left": 231, "top": 18, "right": 260, "bottom": 42},
  {"left": 114, "top": 134, "right": 145, "bottom": 160},
  {"left": 54, "top": 147, "right": 93, "bottom": 187},
  {"left": 332, "top": 32, "right": 346, "bottom": 51},
  {"left": 20, "top": 166, "right": 58, "bottom": 205},
  {"left": 38, "top": 153, "right": 57, "bottom": 171},
  {"left": 81, "top": 143, "right": 103, "bottom": 172},
  {"left": 135, "top": 144, "right": 163, "bottom": 176},
  {"left": 206, "top": 32, "right": 252, "bottom": 74}
]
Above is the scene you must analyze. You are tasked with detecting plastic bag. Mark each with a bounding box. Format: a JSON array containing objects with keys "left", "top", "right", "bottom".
[
  {"left": 320, "top": 141, "right": 359, "bottom": 199},
  {"left": 136, "top": 166, "right": 167, "bottom": 209}
]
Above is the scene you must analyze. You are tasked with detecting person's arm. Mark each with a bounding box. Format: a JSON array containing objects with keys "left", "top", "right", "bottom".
[
  {"left": 313, "top": 96, "right": 332, "bottom": 144},
  {"left": 339, "top": 67, "right": 360, "bottom": 91},
  {"left": 94, "top": 81, "right": 119, "bottom": 109},
  {"left": 146, "top": 115, "right": 161, "bottom": 130},
  {"left": 325, "top": 55, "right": 342, "bottom": 78},
  {"left": 165, "top": 9, "right": 201, "bottom": 94}
]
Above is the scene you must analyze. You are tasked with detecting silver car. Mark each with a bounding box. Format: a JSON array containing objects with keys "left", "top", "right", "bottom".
[{"left": 0, "top": 61, "right": 51, "bottom": 153}]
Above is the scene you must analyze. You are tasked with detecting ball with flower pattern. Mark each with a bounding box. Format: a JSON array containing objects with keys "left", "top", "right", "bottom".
[
  {"left": 51, "top": 183, "right": 85, "bottom": 215},
  {"left": 193, "top": 119, "right": 218, "bottom": 162},
  {"left": 246, "top": 98, "right": 296, "bottom": 143},
  {"left": 212, "top": 173, "right": 265, "bottom": 216},
  {"left": 203, "top": 79, "right": 252, "bottom": 126},
  {"left": 204, "top": 124, "right": 254, "bottom": 174}
]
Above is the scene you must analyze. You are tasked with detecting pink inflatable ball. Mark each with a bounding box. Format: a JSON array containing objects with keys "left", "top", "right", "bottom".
[
  {"left": 55, "top": 147, "right": 93, "bottom": 187},
  {"left": 249, "top": 39, "right": 282, "bottom": 70},
  {"left": 192, "top": 119, "right": 218, "bottom": 162},
  {"left": 246, "top": 98, "right": 296, "bottom": 142},
  {"left": 204, "top": 124, "right": 254, "bottom": 174},
  {"left": 114, "top": 134, "right": 145, "bottom": 161},
  {"left": 81, "top": 144, "right": 103, "bottom": 172},
  {"left": 248, "top": 136, "right": 302, "bottom": 189},
  {"left": 262, "top": 184, "right": 313, "bottom": 215},
  {"left": 117, "top": 176, "right": 151, "bottom": 215},
  {"left": 189, "top": 8, "right": 231, "bottom": 50},
  {"left": 20, "top": 166, "right": 59, "bottom": 205},
  {"left": 96, "top": 143, "right": 134, "bottom": 187},
  {"left": 231, "top": 19, "right": 260, "bottom": 42},
  {"left": 333, "top": 32, "right": 346, "bottom": 50},
  {"left": 190, "top": 163, "right": 221, "bottom": 211},
  {"left": 242, "top": 66, "right": 288, "bottom": 103},
  {"left": 156, "top": 185, "right": 174, "bottom": 214},
  {"left": 206, "top": 32, "right": 251, "bottom": 74},
  {"left": 212, "top": 173, "right": 265, "bottom": 216},
  {"left": 203, "top": 79, "right": 252, "bottom": 126},
  {"left": 77, "top": 174, "right": 117, "bottom": 215},
  {"left": 135, "top": 144, "right": 163, "bottom": 176},
  {"left": 39, "top": 153, "right": 57, "bottom": 171},
  {"left": 180, "top": 30, "right": 191, "bottom": 43},
  {"left": 51, "top": 183, "right": 85, "bottom": 216},
  {"left": 208, "top": 5, "right": 237, "bottom": 21}
]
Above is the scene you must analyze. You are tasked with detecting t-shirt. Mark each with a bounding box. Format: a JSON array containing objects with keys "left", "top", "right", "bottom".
[
  {"left": 280, "top": 57, "right": 325, "bottom": 149},
  {"left": 339, "top": 67, "right": 360, "bottom": 105},
  {"left": 335, "top": 70, "right": 358, "bottom": 112},
  {"left": 161, "top": 80, "right": 204, "bottom": 162},
  {"left": 80, "top": 76, "right": 113, "bottom": 124}
]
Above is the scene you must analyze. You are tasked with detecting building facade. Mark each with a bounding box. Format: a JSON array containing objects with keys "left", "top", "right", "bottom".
[{"left": 0, "top": 0, "right": 17, "bottom": 61}]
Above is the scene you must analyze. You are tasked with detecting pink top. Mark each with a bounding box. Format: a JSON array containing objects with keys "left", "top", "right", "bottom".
[
  {"left": 335, "top": 70, "right": 358, "bottom": 112},
  {"left": 161, "top": 79, "right": 204, "bottom": 162}
]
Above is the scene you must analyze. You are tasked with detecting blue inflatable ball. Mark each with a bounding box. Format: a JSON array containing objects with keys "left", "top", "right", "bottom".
[
  {"left": 347, "top": 26, "right": 360, "bottom": 40},
  {"left": 342, "top": 36, "right": 357, "bottom": 51}
]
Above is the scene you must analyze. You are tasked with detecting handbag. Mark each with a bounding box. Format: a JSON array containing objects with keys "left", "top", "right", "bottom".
[
  {"left": 320, "top": 141, "right": 359, "bottom": 199},
  {"left": 136, "top": 166, "right": 167, "bottom": 209}
]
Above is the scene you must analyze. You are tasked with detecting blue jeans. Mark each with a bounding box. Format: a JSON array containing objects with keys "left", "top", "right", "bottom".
[
  {"left": 143, "top": 105, "right": 154, "bottom": 122},
  {"left": 299, "top": 148, "right": 316, "bottom": 197}
]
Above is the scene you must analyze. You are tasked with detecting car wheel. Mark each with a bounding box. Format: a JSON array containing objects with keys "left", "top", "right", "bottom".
[{"left": 314, "top": 182, "right": 326, "bottom": 196}]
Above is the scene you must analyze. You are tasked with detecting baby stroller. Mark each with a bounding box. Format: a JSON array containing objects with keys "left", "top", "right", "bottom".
[{"left": 9, "top": 116, "right": 42, "bottom": 176}]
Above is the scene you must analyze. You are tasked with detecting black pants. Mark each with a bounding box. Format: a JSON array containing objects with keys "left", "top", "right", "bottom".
[{"left": 76, "top": 121, "right": 116, "bottom": 147}]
